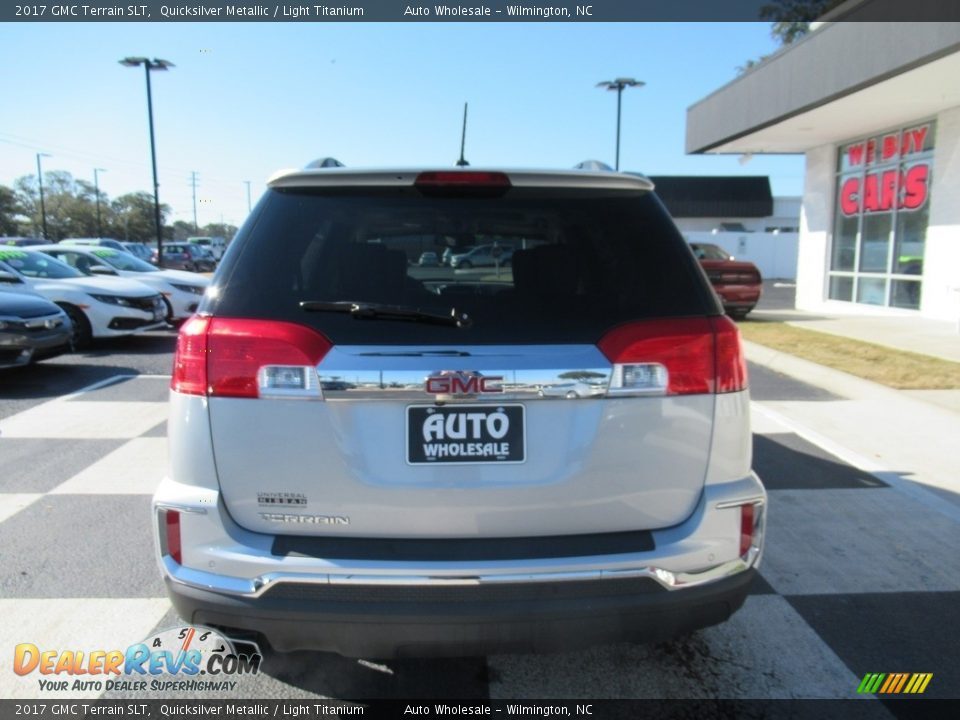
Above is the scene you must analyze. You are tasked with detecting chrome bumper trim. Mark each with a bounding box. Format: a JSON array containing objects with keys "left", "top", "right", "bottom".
[{"left": 161, "top": 551, "right": 759, "bottom": 599}]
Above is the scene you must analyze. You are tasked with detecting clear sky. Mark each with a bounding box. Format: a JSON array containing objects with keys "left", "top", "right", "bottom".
[{"left": 0, "top": 21, "right": 803, "bottom": 228}]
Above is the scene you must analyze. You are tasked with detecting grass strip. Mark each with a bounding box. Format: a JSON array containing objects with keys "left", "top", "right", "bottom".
[{"left": 738, "top": 320, "right": 960, "bottom": 390}]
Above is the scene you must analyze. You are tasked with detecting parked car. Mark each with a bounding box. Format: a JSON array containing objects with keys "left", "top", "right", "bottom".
[
  {"left": 35, "top": 245, "right": 208, "bottom": 322},
  {"left": 449, "top": 243, "right": 514, "bottom": 269},
  {"left": 537, "top": 380, "right": 607, "bottom": 399},
  {"left": 0, "top": 237, "right": 48, "bottom": 247},
  {"left": 156, "top": 161, "right": 765, "bottom": 658},
  {"left": 60, "top": 238, "right": 128, "bottom": 252},
  {"left": 122, "top": 242, "right": 156, "bottom": 264},
  {"left": 152, "top": 243, "right": 217, "bottom": 273},
  {"left": 0, "top": 291, "right": 73, "bottom": 368},
  {"left": 690, "top": 242, "right": 763, "bottom": 319},
  {"left": 0, "top": 248, "right": 166, "bottom": 347},
  {"left": 417, "top": 251, "right": 440, "bottom": 267},
  {"left": 186, "top": 236, "right": 227, "bottom": 261}
]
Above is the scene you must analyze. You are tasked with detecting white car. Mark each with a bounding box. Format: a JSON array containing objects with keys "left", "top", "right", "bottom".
[
  {"left": 0, "top": 248, "right": 166, "bottom": 347},
  {"left": 537, "top": 380, "right": 607, "bottom": 399},
  {"left": 35, "top": 245, "right": 208, "bottom": 322},
  {"left": 186, "top": 236, "right": 226, "bottom": 261}
]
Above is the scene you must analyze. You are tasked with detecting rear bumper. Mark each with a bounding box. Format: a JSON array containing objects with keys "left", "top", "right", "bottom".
[
  {"left": 154, "top": 471, "right": 766, "bottom": 657},
  {"left": 713, "top": 285, "right": 761, "bottom": 308},
  {"left": 165, "top": 566, "right": 755, "bottom": 658}
]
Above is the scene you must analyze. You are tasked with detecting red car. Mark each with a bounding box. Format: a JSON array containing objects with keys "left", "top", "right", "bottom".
[{"left": 690, "top": 243, "right": 762, "bottom": 319}]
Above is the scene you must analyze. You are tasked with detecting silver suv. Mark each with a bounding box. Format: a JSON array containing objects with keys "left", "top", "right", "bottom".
[{"left": 155, "top": 162, "right": 766, "bottom": 658}]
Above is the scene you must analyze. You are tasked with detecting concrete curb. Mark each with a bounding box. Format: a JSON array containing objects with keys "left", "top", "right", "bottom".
[{"left": 744, "top": 339, "right": 960, "bottom": 517}]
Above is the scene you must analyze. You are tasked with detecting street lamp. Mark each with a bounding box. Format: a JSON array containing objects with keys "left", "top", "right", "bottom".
[
  {"left": 36, "top": 152, "right": 51, "bottom": 239},
  {"left": 93, "top": 167, "right": 106, "bottom": 237},
  {"left": 596, "top": 77, "right": 645, "bottom": 171},
  {"left": 120, "top": 56, "right": 174, "bottom": 264}
]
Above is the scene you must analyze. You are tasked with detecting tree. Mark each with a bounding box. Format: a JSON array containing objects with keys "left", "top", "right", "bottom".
[
  {"left": 0, "top": 185, "right": 25, "bottom": 235},
  {"left": 760, "top": 1, "right": 846, "bottom": 45},
  {"left": 200, "top": 223, "right": 238, "bottom": 242},
  {"left": 738, "top": 0, "right": 846, "bottom": 74},
  {"left": 108, "top": 192, "right": 171, "bottom": 243},
  {"left": 171, "top": 220, "right": 195, "bottom": 241}
]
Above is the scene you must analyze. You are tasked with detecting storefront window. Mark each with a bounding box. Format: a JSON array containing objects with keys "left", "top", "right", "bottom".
[{"left": 829, "top": 122, "right": 934, "bottom": 309}]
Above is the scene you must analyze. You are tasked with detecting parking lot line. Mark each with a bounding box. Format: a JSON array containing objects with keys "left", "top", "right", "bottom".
[{"left": 752, "top": 402, "right": 960, "bottom": 524}]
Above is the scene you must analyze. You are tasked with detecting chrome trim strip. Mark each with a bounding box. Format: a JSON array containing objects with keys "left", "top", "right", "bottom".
[
  {"left": 317, "top": 344, "right": 613, "bottom": 402},
  {"left": 155, "top": 502, "right": 208, "bottom": 515},
  {"left": 162, "top": 554, "right": 758, "bottom": 599},
  {"left": 714, "top": 497, "right": 765, "bottom": 510}
]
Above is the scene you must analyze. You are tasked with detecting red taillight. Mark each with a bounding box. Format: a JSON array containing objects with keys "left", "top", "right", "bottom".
[
  {"left": 739, "top": 504, "right": 755, "bottom": 557},
  {"left": 165, "top": 510, "right": 182, "bottom": 565},
  {"left": 171, "top": 316, "right": 210, "bottom": 396},
  {"left": 598, "top": 318, "right": 714, "bottom": 395},
  {"left": 712, "top": 315, "right": 748, "bottom": 393},
  {"left": 414, "top": 171, "right": 511, "bottom": 188},
  {"left": 170, "top": 317, "right": 332, "bottom": 399},
  {"left": 597, "top": 316, "right": 747, "bottom": 395}
]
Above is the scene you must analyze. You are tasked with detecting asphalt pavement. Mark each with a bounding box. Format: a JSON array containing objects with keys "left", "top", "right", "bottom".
[{"left": 0, "top": 312, "right": 957, "bottom": 704}]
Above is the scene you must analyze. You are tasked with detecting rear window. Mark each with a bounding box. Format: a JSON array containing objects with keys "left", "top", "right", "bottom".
[{"left": 208, "top": 186, "right": 717, "bottom": 344}]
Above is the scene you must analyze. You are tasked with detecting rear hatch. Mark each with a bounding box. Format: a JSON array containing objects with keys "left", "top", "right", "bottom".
[{"left": 181, "top": 170, "right": 740, "bottom": 539}]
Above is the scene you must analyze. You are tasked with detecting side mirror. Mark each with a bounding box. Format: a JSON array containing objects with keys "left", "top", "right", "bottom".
[
  {"left": 90, "top": 265, "right": 117, "bottom": 276},
  {"left": 0, "top": 270, "right": 23, "bottom": 283}
]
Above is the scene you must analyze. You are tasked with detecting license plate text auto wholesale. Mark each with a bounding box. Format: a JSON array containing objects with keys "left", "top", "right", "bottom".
[{"left": 407, "top": 404, "right": 525, "bottom": 464}]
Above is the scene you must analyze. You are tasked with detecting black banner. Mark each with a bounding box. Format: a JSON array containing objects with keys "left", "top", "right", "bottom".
[
  {"left": 1, "top": 699, "right": 959, "bottom": 720},
  {"left": 4, "top": 0, "right": 960, "bottom": 23}
]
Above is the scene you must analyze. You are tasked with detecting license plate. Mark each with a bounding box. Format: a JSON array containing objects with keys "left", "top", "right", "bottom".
[{"left": 407, "top": 404, "right": 525, "bottom": 465}]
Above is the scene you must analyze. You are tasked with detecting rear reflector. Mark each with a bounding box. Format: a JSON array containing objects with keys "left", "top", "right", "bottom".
[
  {"left": 171, "top": 317, "right": 332, "bottom": 399},
  {"left": 598, "top": 316, "right": 747, "bottom": 395},
  {"left": 739, "top": 504, "right": 755, "bottom": 557},
  {"left": 165, "top": 510, "right": 182, "bottom": 565}
]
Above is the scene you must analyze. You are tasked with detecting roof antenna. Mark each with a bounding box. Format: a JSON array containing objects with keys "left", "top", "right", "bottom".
[{"left": 456, "top": 103, "right": 469, "bottom": 167}]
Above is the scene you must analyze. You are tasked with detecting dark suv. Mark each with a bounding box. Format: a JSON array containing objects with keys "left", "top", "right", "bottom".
[{"left": 156, "top": 162, "right": 766, "bottom": 658}]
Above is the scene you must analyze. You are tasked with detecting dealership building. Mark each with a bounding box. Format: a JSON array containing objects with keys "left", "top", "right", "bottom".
[{"left": 686, "top": 19, "right": 960, "bottom": 320}]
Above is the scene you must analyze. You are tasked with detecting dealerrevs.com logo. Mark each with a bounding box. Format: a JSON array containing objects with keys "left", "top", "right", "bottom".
[{"left": 13, "top": 626, "right": 262, "bottom": 693}]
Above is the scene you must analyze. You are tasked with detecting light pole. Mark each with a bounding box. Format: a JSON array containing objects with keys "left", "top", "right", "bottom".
[
  {"left": 596, "top": 78, "right": 644, "bottom": 171},
  {"left": 93, "top": 167, "right": 106, "bottom": 237},
  {"left": 120, "top": 56, "right": 174, "bottom": 264},
  {"left": 36, "top": 152, "right": 51, "bottom": 239}
]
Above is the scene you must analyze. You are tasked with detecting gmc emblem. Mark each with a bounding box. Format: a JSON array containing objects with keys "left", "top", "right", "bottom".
[{"left": 425, "top": 372, "right": 504, "bottom": 395}]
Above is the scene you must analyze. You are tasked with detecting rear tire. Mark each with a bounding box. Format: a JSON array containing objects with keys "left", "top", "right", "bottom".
[
  {"left": 58, "top": 303, "right": 92, "bottom": 348},
  {"left": 728, "top": 308, "right": 752, "bottom": 320}
]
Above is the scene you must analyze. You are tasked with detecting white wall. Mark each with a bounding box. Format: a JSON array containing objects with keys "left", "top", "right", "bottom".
[
  {"left": 796, "top": 145, "right": 833, "bottom": 312},
  {"left": 685, "top": 231, "right": 799, "bottom": 280},
  {"left": 923, "top": 105, "right": 960, "bottom": 322}
]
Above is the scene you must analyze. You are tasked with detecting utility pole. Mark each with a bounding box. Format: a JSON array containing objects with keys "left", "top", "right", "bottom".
[
  {"left": 596, "top": 78, "right": 644, "bottom": 171},
  {"left": 93, "top": 167, "right": 106, "bottom": 237},
  {"left": 36, "top": 153, "right": 51, "bottom": 239},
  {"left": 190, "top": 171, "right": 199, "bottom": 233},
  {"left": 120, "top": 56, "right": 174, "bottom": 264},
  {"left": 244, "top": 180, "right": 252, "bottom": 212},
  {"left": 456, "top": 103, "right": 469, "bottom": 167}
]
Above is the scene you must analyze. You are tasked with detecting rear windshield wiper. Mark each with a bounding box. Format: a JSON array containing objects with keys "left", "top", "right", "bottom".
[{"left": 300, "top": 300, "right": 472, "bottom": 328}]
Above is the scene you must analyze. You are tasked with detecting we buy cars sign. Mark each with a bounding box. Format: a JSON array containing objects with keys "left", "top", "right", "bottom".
[{"left": 839, "top": 124, "right": 931, "bottom": 216}]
